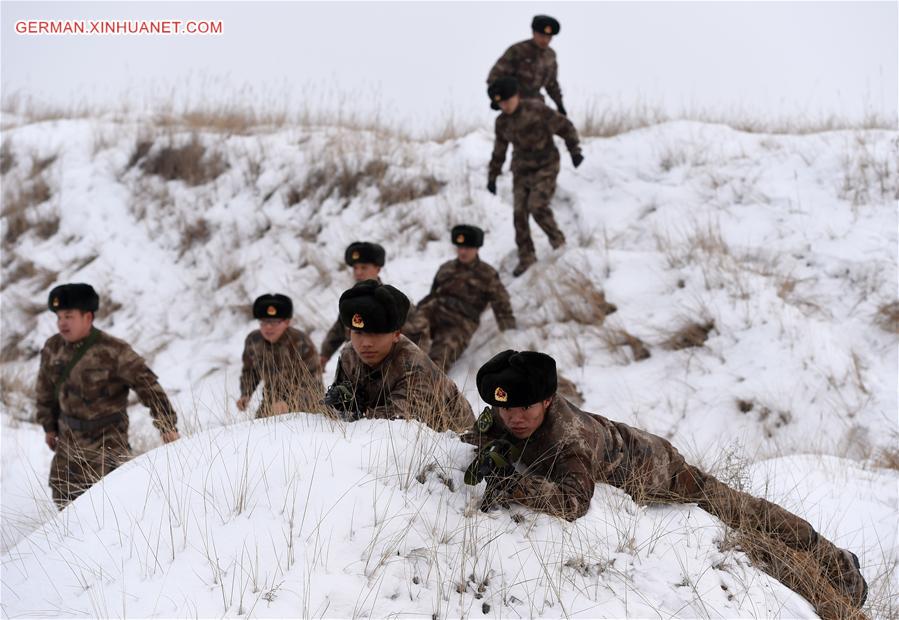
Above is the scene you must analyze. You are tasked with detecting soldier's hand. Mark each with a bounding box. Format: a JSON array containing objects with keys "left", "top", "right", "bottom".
[
  {"left": 557, "top": 103, "right": 567, "bottom": 116},
  {"left": 480, "top": 473, "right": 519, "bottom": 512},
  {"left": 44, "top": 431, "right": 58, "bottom": 452},
  {"left": 271, "top": 401, "right": 289, "bottom": 415},
  {"left": 487, "top": 178, "right": 497, "bottom": 195},
  {"left": 161, "top": 430, "right": 180, "bottom": 443},
  {"left": 571, "top": 153, "right": 584, "bottom": 168},
  {"left": 236, "top": 396, "right": 249, "bottom": 412}
]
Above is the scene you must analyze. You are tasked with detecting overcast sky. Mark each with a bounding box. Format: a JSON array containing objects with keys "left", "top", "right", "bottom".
[{"left": 2, "top": 2, "right": 896, "bottom": 131}]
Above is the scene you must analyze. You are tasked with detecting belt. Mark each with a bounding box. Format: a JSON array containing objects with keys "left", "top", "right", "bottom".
[
  {"left": 61, "top": 411, "right": 126, "bottom": 432},
  {"left": 514, "top": 146, "right": 558, "bottom": 161}
]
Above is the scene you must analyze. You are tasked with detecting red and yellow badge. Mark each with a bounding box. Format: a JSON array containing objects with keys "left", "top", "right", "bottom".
[
  {"left": 266, "top": 305, "right": 277, "bottom": 316},
  {"left": 51, "top": 297, "right": 60, "bottom": 308},
  {"left": 351, "top": 250, "right": 360, "bottom": 261},
  {"left": 493, "top": 94, "right": 501, "bottom": 102},
  {"left": 544, "top": 25, "right": 552, "bottom": 34},
  {"left": 456, "top": 234, "right": 465, "bottom": 244},
  {"left": 494, "top": 386, "right": 508, "bottom": 403},
  {"left": 351, "top": 313, "right": 365, "bottom": 329}
]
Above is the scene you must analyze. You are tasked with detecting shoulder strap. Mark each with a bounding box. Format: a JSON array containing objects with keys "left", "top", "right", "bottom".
[{"left": 54, "top": 328, "right": 101, "bottom": 400}]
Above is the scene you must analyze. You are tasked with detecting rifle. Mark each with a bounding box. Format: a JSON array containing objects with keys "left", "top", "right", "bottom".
[
  {"left": 464, "top": 438, "right": 522, "bottom": 512},
  {"left": 323, "top": 380, "right": 365, "bottom": 421}
]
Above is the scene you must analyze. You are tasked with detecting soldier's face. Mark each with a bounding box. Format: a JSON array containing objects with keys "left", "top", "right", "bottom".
[
  {"left": 456, "top": 247, "right": 478, "bottom": 264},
  {"left": 56, "top": 310, "right": 93, "bottom": 343},
  {"left": 497, "top": 398, "right": 552, "bottom": 438},
  {"left": 352, "top": 263, "right": 381, "bottom": 282},
  {"left": 532, "top": 32, "right": 553, "bottom": 49},
  {"left": 498, "top": 95, "right": 520, "bottom": 115},
  {"left": 259, "top": 319, "right": 290, "bottom": 343},
  {"left": 350, "top": 330, "right": 400, "bottom": 366}
]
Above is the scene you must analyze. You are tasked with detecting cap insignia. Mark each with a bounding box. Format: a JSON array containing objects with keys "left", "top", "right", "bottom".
[
  {"left": 456, "top": 234, "right": 465, "bottom": 244},
  {"left": 544, "top": 25, "right": 552, "bottom": 34},
  {"left": 351, "top": 250, "right": 360, "bottom": 260},
  {"left": 494, "top": 387, "right": 508, "bottom": 403},
  {"left": 52, "top": 297, "right": 60, "bottom": 308},
  {"left": 266, "top": 305, "right": 277, "bottom": 316},
  {"left": 493, "top": 94, "right": 501, "bottom": 102},
  {"left": 351, "top": 313, "right": 365, "bottom": 329}
]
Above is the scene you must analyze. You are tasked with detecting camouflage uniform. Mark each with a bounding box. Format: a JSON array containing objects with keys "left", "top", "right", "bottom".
[
  {"left": 320, "top": 304, "right": 431, "bottom": 363},
  {"left": 240, "top": 327, "right": 323, "bottom": 418},
  {"left": 418, "top": 258, "right": 516, "bottom": 371},
  {"left": 463, "top": 396, "right": 868, "bottom": 611},
  {"left": 487, "top": 39, "right": 563, "bottom": 110},
  {"left": 489, "top": 99, "right": 581, "bottom": 266},
  {"left": 35, "top": 329, "right": 178, "bottom": 508},
  {"left": 334, "top": 335, "right": 474, "bottom": 432}
]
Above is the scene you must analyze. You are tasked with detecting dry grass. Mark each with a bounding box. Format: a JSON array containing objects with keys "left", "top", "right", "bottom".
[
  {"left": 542, "top": 265, "right": 618, "bottom": 326},
  {"left": 874, "top": 301, "right": 899, "bottom": 334},
  {"left": 1, "top": 140, "right": 16, "bottom": 175},
  {"left": 871, "top": 446, "right": 899, "bottom": 471},
  {"left": 0, "top": 256, "right": 58, "bottom": 292},
  {"left": 136, "top": 134, "right": 228, "bottom": 186},
  {"left": 178, "top": 217, "right": 212, "bottom": 255},
  {"left": 1, "top": 152, "right": 59, "bottom": 246},
  {"left": 663, "top": 320, "right": 715, "bottom": 350},
  {"left": 598, "top": 327, "right": 652, "bottom": 363}
]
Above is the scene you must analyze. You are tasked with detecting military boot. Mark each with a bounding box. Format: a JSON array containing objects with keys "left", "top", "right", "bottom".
[
  {"left": 812, "top": 539, "right": 868, "bottom": 608},
  {"left": 512, "top": 257, "right": 536, "bottom": 277}
]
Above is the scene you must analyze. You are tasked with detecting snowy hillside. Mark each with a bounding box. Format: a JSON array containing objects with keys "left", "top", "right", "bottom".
[{"left": 1, "top": 113, "right": 897, "bottom": 617}]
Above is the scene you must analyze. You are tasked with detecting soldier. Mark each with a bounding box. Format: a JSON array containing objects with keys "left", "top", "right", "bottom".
[
  {"left": 35, "top": 283, "right": 179, "bottom": 509},
  {"left": 487, "top": 14, "right": 566, "bottom": 115},
  {"left": 319, "top": 241, "right": 430, "bottom": 367},
  {"left": 326, "top": 280, "right": 474, "bottom": 432},
  {"left": 418, "top": 225, "right": 516, "bottom": 371},
  {"left": 487, "top": 77, "right": 583, "bottom": 276},
  {"left": 463, "top": 350, "right": 868, "bottom": 615},
  {"left": 237, "top": 293, "right": 323, "bottom": 418}
]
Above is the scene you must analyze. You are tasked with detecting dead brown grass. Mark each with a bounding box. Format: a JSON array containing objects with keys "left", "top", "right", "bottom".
[
  {"left": 179, "top": 217, "right": 212, "bottom": 255},
  {"left": 137, "top": 134, "right": 228, "bottom": 186},
  {"left": 599, "top": 327, "right": 652, "bottom": 363},
  {"left": 2, "top": 169, "right": 58, "bottom": 246},
  {"left": 0, "top": 141, "right": 15, "bottom": 175},
  {"left": 543, "top": 266, "right": 618, "bottom": 325},
  {"left": 874, "top": 301, "right": 899, "bottom": 334},
  {"left": 871, "top": 446, "right": 899, "bottom": 471},
  {"left": 1, "top": 256, "right": 58, "bottom": 292},
  {"left": 663, "top": 320, "right": 715, "bottom": 350}
]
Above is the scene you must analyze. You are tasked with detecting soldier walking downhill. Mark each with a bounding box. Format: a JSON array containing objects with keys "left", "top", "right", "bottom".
[
  {"left": 418, "top": 225, "right": 516, "bottom": 371},
  {"left": 237, "top": 293, "right": 323, "bottom": 418},
  {"left": 325, "top": 280, "right": 474, "bottom": 432},
  {"left": 319, "top": 241, "right": 430, "bottom": 367},
  {"left": 463, "top": 350, "right": 868, "bottom": 617},
  {"left": 487, "top": 77, "right": 583, "bottom": 276},
  {"left": 35, "top": 283, "right": 180, "bottom": 509},
  {"left": 487, "top": 14, "right": 567, "bottom": 115}
]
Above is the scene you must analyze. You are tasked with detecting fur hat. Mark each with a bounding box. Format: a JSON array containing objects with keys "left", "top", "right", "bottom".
[
  {"left": 476, "top": 350, "right": 558, "bottom": 407},
  {"left": 488, "top": 77, "right": 519, "bottom": 110},
  {"left": 451, "top": 224, "right": 484, "bottom": 248},
  {"left": 47, "top": 283, "right": 99, "bottom": 313},
  {"left": 339, "top": 280, "right": 410, "bottom": 333},
  {"left": 531, "top": 15, "right": 560, "bottom": 35},
  {"left": 344, "top": 241, "right": 386, "bottom": 267},
  {"left": 253, "top": 293, "right": 293, "bottom": 319}
]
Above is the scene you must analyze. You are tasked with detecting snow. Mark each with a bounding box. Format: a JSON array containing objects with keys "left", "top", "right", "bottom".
[{"left": 1, "top": 116, "right": 897, "bottom": 616}]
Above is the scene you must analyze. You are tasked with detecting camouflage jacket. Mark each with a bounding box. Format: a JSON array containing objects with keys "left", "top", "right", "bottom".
[
  {"left": 334, "top": 335, "right": 474, "bottom": 432},
  {"left": 461, "top": 396, "right": 684, "bottom": 521},
  {"left": 35, "top": 328, "right": 177, "bottom": 435},
  {"left": 320, "top": 303, "right": 432, "bottom": 362},
  {"left": 419, "top": 258, "right": 515, "bottom": 330},
  {"left": 240, "top": 327, "right": 322, "bottom": 409},
  {"left": 487, "top": 39, "right": 563, "bottom": 109},
  {"left": 489, "top": 99, "right": 581, "bottom": 178}
]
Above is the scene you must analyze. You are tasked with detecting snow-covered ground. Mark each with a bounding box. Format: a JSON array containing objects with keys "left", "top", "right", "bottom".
[{"left": 1, "top": 114, "right": 896, "bottom": 617}]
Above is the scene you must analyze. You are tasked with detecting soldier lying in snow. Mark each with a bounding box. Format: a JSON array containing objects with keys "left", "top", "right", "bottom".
[{"left": 462, "top": 349, "right": 867, "bottom": 615}]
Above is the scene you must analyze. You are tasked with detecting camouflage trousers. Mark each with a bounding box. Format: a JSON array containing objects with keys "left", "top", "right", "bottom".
[
  {"left": 426, "top": 310, "right": 479, "bottom": 372},
  {"left": 512, "top": 159, "right": 566, "bottom": 263},
  {"left": 610, "top": 423, "right": 866, "bottom": 613},
  {"left": 49, "top": 429, "right": 130, "bottom": 509}
]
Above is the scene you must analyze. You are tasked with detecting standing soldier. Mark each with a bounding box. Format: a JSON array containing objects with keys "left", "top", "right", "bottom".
[
  {"left": 487, "top": 14, "right": 566, "bottom": 115},
  {"left": 418, "top": 225, "right": 516, "bottom": 371},
  {"left": 325, "top": 280, "right": 474, "bottom": 432},
  {"left": 238, "top": 293, "right": 322, "bottom": 418},
  {"left": 319, "top": 241, "right": 430, "bottom": 367},
  {"left": 487, "top": 77, "right": 583, "bottom": 276},
  {"left": 463, "top": 350, "right": 868, "bottom": 616},
  {"left": 35, "top": 283, "right": 179, "bottom": 509}
]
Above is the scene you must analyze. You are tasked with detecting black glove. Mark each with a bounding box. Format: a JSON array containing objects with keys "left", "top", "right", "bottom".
[
  {"left": 323, "top": 381, "right": 361, "bottom": 421},
  {"left": 571, "top": 153, "right": 584, "bottom": 168},
  {"left": 557, "top": 103, "right": 567, "bottom": 116},
  {"left": 487, "top": 178, "right": 497, "bottom": 195},
  {"left": 480, "top": 472, "right": 520, "bottom": 512}
]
